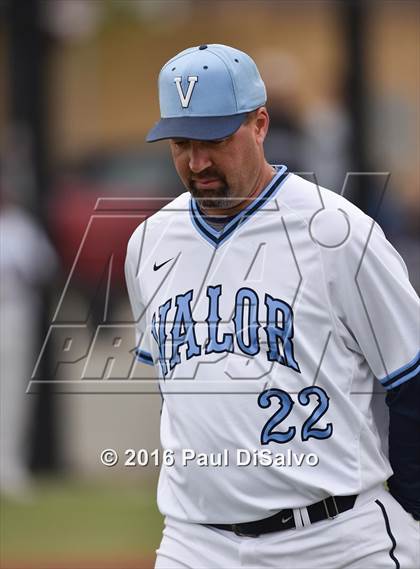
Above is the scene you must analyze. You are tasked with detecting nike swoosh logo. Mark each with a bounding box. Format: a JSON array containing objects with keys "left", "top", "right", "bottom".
[
  {"left": 281, "top": 515, "right": 293, "bottom": 524},
  {"left": 153, "top": 257, "right": 174, "bottom": 271}
]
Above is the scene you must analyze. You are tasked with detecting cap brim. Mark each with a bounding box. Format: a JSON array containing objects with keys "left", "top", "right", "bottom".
[{"left": 146, "top": 113, "right": 248, "bottom": 142}]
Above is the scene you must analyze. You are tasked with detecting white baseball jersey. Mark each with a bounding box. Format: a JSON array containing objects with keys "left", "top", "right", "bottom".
[{"left": 125, "top": 166, "right": 419, "bottom": 524}]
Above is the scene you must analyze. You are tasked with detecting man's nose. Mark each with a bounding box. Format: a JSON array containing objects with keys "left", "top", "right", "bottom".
[{"left": 188, "top": 143, "right": 212, "bottom": 173}]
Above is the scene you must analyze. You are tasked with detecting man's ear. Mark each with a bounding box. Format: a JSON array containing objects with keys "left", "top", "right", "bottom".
[{"left": 254, "top": 106, "right": 270, "bottom": 145}]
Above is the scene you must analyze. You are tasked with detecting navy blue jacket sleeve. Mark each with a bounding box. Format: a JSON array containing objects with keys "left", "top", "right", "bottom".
[{"left": 386, "top": 373, "right": 420, "bottom": 520}]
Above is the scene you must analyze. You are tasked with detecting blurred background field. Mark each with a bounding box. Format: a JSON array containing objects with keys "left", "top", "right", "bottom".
[
  {"left": 1, "top": 477, "right": 161, "bottom": 568},
  {"left": 0, "top": 1, "right": 419, "bottom": 568}
]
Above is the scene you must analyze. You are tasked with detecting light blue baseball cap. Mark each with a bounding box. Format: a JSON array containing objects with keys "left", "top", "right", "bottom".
[{"left": 146, "top": 44, "right": 267, "bottom": 142}]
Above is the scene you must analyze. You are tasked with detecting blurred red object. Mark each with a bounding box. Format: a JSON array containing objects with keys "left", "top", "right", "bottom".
[{"left": 48, "top": 147, "right": 181, "bottom": 291}]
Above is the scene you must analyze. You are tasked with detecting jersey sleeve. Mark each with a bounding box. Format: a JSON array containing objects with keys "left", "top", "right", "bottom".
[
  {"left": 386, "top": 374, "right": 420, "bottom": 519},
  {"left": 125, "top": 225, "right": 154, "bottom": 366},
  {"left": 322, "top": 214, "right": 419, "bottom": 389}
]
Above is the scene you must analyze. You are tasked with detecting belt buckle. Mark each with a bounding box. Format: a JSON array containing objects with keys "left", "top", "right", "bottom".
[
  {"left": 323, "top": 496, "right": 339, "bottom": 519},
  {"left": 232, "top": 524, "right": 259, "bottom": 538}
]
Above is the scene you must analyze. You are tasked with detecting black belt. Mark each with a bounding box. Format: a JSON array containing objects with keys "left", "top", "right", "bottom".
[{"left": 208, "top": 494, "right": 358, "bottom": 537}]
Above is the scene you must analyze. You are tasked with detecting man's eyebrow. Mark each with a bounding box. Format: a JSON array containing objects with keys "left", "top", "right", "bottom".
[{"left": 202, "top": 136, "right": 230, "bottom": 144}]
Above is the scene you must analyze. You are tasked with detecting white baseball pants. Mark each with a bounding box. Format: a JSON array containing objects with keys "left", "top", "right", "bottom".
[{"left": 155, "top": 486, "right": 420, "bottom": 569}]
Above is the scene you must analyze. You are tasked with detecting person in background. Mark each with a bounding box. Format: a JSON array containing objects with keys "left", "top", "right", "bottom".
[{"left": 0, "top": 182, "right": 57, "bottom": 498}]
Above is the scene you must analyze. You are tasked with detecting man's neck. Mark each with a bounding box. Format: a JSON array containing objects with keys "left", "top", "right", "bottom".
[{"left": 199, "top": 162, "right": 277, "bottom": 218}]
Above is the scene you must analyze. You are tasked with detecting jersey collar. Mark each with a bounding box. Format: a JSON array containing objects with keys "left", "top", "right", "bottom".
[{"left": 189, "top": 165, "right": 289, "bottom": 248}]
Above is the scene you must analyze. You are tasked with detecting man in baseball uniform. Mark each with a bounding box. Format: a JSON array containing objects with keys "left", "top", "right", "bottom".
[{"left": 125, "top": 44, "right": 419, "bottom": 568}]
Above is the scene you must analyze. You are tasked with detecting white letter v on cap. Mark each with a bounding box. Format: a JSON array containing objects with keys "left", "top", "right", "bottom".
[{"left": 174, "top": 76, "right": 198, "bottom": 108}]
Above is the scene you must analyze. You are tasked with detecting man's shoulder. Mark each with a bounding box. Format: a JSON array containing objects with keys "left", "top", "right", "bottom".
[
  {"left": 280, "top": 173, "right": 376, "bottom": 244},
  {"left": 147, "top": 191, "right": 191, "bottom": 225},
  {"left": 282, "top": 174, "right": 400, "bottom": 273},
  {"left": 127, "top": 191, "right": 191, "bottom": 253},
  {"left": 282, "top": 173, "right": 367, "bottom": 220}
]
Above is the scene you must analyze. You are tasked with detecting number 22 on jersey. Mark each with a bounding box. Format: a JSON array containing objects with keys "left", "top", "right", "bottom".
[{"left": 258, "top": 386, "right": 333, "bottom": 445}]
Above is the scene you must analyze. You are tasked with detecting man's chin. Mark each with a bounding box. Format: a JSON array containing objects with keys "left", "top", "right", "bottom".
[{"left": 189, "top": 186, "right": 231, "bottom": 210}]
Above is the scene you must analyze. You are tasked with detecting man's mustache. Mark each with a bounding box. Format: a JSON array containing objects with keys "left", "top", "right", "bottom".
[{"left": 189, "top": 169, "right": 225, "bottom": 183}]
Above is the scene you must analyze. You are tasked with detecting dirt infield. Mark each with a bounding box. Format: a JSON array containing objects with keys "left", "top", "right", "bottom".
[{"left": 1, "top": 557, "right": 154, "bottom": 569}]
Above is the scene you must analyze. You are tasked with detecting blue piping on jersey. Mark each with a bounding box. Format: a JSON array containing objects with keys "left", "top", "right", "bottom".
[
  {"left": 189, "top": 165, "right": 289, "bottom": 248},
  {"left": 386, "top": 367, "right": 419, "bottom": 390},
  {"left": 379, "top": 351, "right": 420, "bottom": 390},
  {"left": 135, "top": 348, "right": 154, "bottom": 366}
]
